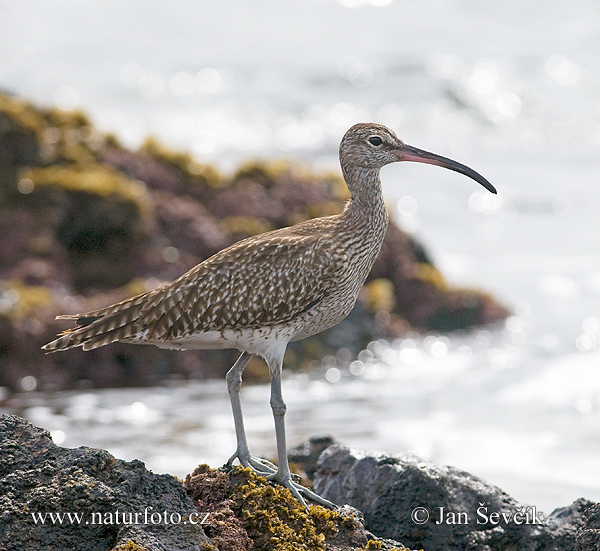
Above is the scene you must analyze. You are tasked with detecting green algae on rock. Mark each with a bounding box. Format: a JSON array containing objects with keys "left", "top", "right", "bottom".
[{"left": 184, "top": 464, "right": 413, "bottom": 551}]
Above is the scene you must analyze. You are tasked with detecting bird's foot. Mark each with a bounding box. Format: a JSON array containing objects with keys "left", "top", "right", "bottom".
[
  {"left": 266, "top": 472, "right": 336, "bottom": 510},
  {"left": 225, "top": 448, "right": 277, "bottom": 475}
]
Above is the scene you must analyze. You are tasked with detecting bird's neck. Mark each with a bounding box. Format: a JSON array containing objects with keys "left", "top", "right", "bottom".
[{"left": 340, "top": 165, "right": 389, "bottom": 236}]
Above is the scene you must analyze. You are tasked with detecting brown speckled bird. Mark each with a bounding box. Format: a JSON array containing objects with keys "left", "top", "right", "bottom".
[{"left": 43, "top": 123, "right": 496, "bottom": 508}]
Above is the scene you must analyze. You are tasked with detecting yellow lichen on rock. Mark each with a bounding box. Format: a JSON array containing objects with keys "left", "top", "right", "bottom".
[
  {"left": 110, "top": 541, "right": 150, "bottom": 551},
  {"left": 360, "top": 278, "right": 396, "bottom": 313},
  {"left": 326, "top": 172, "right": 351, "bottom": 201},
  {"left": 413, "top": 263, "right": 449, "bottom": 292},
  {"left": 21, "top": 164, "right": 153, "bottom": 217},
  {"left": 0, "top": 92, "right": 105, "bottom": 166},
  {"left": 0, "top": 93, "right": 49, "bottom": 139},
  {"left": 234, "top": 159, "right": 290, "bottom": 187},
  {"left": 229, "top": 467, "right": 340, "bottom": 551},
  {"left": 140, "top": 137, "right": 222, "bottom": 188},
  {"left": 222, "top": 215, "right": 275, "bottom": 237},
  {"left": 1, "top": 280, "right": 53, "bottom": 319},
  {"left": 305, "top": 200, "right": 344, "bottom": 219}
]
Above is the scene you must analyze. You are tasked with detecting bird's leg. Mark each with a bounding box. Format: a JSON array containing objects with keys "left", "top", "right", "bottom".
[
  {"left": 225, "top": 352, "right": 277, "bottom": 474},
  {"left": 267, "top": 372, "right": 336, "bottom": 509}
]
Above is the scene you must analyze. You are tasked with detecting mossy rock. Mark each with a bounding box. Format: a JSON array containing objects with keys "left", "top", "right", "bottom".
[{"left": 184, "top": 465, "right": 412, "bottom": 551}]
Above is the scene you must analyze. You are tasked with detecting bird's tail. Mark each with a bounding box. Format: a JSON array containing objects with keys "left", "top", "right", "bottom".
[{"left": 42, "top": 291, "right": 152, "bottom": 352}]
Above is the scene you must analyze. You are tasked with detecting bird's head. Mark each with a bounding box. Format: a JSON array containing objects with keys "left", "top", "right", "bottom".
[{"left": 340, "top": 122, "right": 496, "bottom": 194}]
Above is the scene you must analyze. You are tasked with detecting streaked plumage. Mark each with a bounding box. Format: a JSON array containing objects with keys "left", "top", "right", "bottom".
[{"left": 43, "top": 123, "right": 495, "bottom": 507}]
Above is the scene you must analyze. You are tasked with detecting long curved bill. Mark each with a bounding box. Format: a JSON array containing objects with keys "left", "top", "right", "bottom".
[{"left": 395, "top": 144, "right": 497, "bottom": 194}]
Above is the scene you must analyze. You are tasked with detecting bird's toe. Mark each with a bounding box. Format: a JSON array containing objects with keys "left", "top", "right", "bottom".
[
  {"left": 225, "top": 449, "right": 277, "bottom": 475},
  {"left": 266, "top": 472, "right": 337, "bottom": 510}
]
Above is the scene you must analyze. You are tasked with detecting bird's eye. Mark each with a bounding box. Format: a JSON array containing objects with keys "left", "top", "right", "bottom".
[{"left": 368, "top": 136, "right": 383, "bottom": 147}]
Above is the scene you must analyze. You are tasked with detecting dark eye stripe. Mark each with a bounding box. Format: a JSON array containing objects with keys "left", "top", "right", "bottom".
[{"left": 368, "top": 136, "right": 383, "bottom": 146}]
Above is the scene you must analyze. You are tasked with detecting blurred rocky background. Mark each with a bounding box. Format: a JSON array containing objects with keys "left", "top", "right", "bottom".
[{"left": 0, "top": 92, "right": 508, "bottom": 392}]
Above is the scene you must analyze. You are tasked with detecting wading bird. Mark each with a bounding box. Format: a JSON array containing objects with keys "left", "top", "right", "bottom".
[{"left": 44, "top": 123, "right": 496, "bottom": 508}]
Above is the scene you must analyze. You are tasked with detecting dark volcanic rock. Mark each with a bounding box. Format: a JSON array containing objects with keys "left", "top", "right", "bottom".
[
  {"left": 0, "top": 414, "right": 209, "bottom": 551},
  {"left": 577, "top": 503, "right": 600, "bottom": 550},
  {"left": 2, "top": 415, "right": 596, "bottom": 551},
  {"left": 288, "top": 435, "right": 337, "bottom": 481},
  {"left": 0, "top": 415, "right": 416, "bottom": 551},
  {"left": 313, "top": 444, "right": 594, "bottom": 551}
]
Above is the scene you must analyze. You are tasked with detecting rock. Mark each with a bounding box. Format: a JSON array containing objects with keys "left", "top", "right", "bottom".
[
  {"left": 0, "top": 98, "right": 39, "bottom": 190},
  {"left": 577, "top": 503, "right": 600, "bottom": 550},
  {"left": 288, "top": 435, "right": 337, "bottom": 481},
  {"left": 0, "top": 415, "right": 415, "bottom": 551},
  {"left": 184, "top": 464, "right": 414, "bottom": 551},
  {"left": 3, "top": 415, "right": 596, "bottom": 551},
  {"left": 313, "top": 444, "right": 595, "bottom": 551},
  {"left": 0, "top": 414, "right": 209, "bottom": 551}
]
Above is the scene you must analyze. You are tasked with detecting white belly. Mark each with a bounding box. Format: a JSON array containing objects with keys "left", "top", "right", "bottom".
[{"left": 145, "top": 326, "right": 293, "bottom": 376}]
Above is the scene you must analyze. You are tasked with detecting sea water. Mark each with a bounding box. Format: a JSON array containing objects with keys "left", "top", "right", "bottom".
[{"left": 1, "top": 0, "right": 599, "bottom": 513}]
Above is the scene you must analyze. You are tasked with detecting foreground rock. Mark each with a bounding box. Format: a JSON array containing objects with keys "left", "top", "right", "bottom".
[
  {"left": 0, "top": 92, "right": 508, "bottom": 392},
  {"left": 0, "top": 415, "right": 413, "bottom": 551},
  {"left": 0, "top": 414, "right": 210, "bottom": 551},
  {"left": 2, "top": 415, "right": 598, "bottom": 551},
  {"left": 313, "top": 443, "right": 595, "bottom": 551},
  {"left": 576, "top": 503, "right": 600, "bottom": 550}
]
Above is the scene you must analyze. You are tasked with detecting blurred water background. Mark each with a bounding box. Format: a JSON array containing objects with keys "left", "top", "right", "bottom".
[{"left": 1, "top": 0, "right": 600, "bottom": 513}]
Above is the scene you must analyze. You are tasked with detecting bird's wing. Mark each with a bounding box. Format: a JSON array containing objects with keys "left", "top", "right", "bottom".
[
  {"left": 141, "top": 231, "right": 337, "bottom": 340},
  {"left": 43, "top": 226, "right": 338, "bottom": 351}
]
